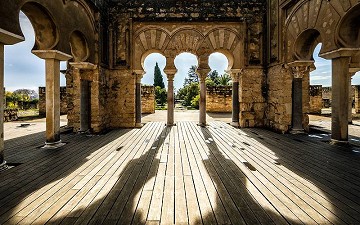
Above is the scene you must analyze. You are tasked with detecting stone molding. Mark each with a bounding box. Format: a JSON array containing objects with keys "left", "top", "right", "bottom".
[
  {"left": 32, "top": 50, "right": 72, "bottom": 61},
  {"left": 287, "top": 61, "right": 314, "bottom": 79},
  {"left": 228, "top": 69, "right": 243, "bottom": 82}
]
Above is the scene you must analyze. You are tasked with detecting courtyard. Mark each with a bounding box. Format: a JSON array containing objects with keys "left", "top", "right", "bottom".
[{"left": 0, "top": 113, "right": 359, "bottom": 224}]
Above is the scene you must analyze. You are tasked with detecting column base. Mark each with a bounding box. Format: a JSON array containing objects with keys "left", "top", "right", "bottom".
[
  {"left": 42, "top": 140, "right": 66, "bottom": 149},
  {"left": 166, "top": 123, "right": 176, "bottom": 127},
  {"left": 290, "top": 128, "right": 305, "bottom": 134},
  {"left": 135, "top": 123, "right": 143, "bottom": 128},
  {"left": 330, "top": 139, "right": 350, "bottom": 146},
  {"left": 230, "top": 122, "right": 240, "bottom": 128},
  {"left": 197, "top": 123, "right": 207, "bottom": 127}
]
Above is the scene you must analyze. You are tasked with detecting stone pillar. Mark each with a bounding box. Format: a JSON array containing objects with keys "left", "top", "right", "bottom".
[
  {"left": 0, "top": 44, "right": 4, "bottom": 166},
  {"left": 0, "top": 31, "right": 25, "bottom": 166},
  {"left": 331, "top": 57, "right": 351, "bottom": 143},
  {"left": 197, "top": 69, "right": 210, "bottom": 126},
  {"left": 69, "top": 62, "right": 97, "bottom": 132},
  {"left": 165, "top": 70, "right": 176, "bottom": 126},
  {"left": 134, "top": 71, "right": 144, "bottom": 128},
  {"left": 33, "top": 50, "right": 72, "bottom": 147},
  {"left": 288, "top": 61, "right": 313, "bottom": 133},
  {"left": 229, "top": 69, "right": 242, "bottom": 127},
  {"left": 320, "top": 49, "right": 359, "bottom": 144}
]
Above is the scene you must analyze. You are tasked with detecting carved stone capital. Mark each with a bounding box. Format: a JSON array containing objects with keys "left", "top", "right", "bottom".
[
  {"left": 287, "top": 61, "right": 314, "bottom": 79},
  {"left": 197, "top": 69, "right": 211, "bottom": 82},
  {"left": 227, "top": 69, "right": 243, "bottom": 82},
  {"left": 133, "top": 70, "right": 145, "bottom": 83},
  {"left": 164, "top": 69, "right": 177, "bottom": 81}
]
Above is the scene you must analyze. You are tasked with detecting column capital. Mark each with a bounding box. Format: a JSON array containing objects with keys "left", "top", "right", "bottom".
[
  {"left": 197, "top": 69, "right": 211, "bottom": 82},
  {"left": 319, "top": 48, "right": 360, "bottom": 60},
  {"left": 0, "top": 28, "right": 24, "bottom": 45},
  {"left": 32, "top": 50, "right": 72, "bottom": 61},
  {"left": 227, "top": 69, "right": 243, "bottom": 82},
  {"left": 287, "top": 60, "right": 314, "bottom": 79},
  {"left": 164, "top": 69, "right": 177, "bottom": 81},
  {"left": 133, "top": 70, "right": 145, "bottom": 83}
]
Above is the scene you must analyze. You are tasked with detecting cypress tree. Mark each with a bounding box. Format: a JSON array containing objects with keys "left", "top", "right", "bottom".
[{"left": 153, "top": 62, "right": 165, "bottom": 89}]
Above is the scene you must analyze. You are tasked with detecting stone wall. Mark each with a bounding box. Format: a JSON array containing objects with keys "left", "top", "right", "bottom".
[
  {"left": 39, "top": 87, "right": 67, "bottom": 116},
  {"left": 265, "top": 65, "right": 292, "bottom": 133},
  {"left": 206, "top": 86, "right": 232, "bottom": 113},
  {"left": 104, "top": 69, "right": 136, "bottom": 128},
  {"left": 142, "top": 86, "right": 155, "bottom": 114},
  {"left": 309, "top": 85, "right": 322, "bottom": 114},
  {"left": 240, "top": 68, "right": 266, "bottom": 128},
  {"left": 66, "top": 67, "right": 110, "bottom": 133}
]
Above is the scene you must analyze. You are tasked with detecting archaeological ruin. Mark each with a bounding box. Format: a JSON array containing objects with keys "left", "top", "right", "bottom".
[{"left": 0, "top": 0, "right": 360, "bottom": 166}]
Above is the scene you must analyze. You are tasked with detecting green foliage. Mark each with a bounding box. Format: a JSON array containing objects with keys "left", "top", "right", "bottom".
[
  {"left": 205, "top": 77, "right": 216, "bottom": 87},
  {"left": 153, "top": 62, "right": 165, "bottom": 89},
  {"left": 191, "top": 94, "right": 200, "bottom": 109},
  {"left": 184, "top": 65, "right": 199, "bottom": 86},
  {"left": 208, "top": 70, "right": 220, "bottom": 85},
  {"left": 217, "top": 73, "right": 232, "bottom": 86},
  {"left": 177, "top": 82, "right": 199, "bottom": 107},
  {"left": 155, "top": 86, "right": 167, "bottom": 106}
]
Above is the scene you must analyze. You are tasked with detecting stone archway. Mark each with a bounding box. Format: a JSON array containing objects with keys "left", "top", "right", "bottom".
[
  {"left": 284, "top": 0, "right": 360, "bottom": 142},
  {"left": 0, "top": 0, "right": 97, "bottom": 167},
  {"left": 133, "top": 23, "right": 245, "bottom": 126}
]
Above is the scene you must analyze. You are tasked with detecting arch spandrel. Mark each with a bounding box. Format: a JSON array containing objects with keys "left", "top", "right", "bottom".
[
  {"left": 133, "top": 23, "right": 244, "bottom": 71},
  {"left": 285, "top": 0, "right": 360, "bottom": 62},
  {"left": 0, "top": 0, "right": 96, "bottom": 62}
]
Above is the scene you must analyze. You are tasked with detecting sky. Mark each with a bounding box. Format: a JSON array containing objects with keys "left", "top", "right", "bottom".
[{"left": 3, "top": 13, "right": 360, "bottom": 93}]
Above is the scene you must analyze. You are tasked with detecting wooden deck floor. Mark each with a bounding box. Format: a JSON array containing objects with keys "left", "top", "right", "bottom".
[{"left": 0, "top": 121, "right": 359, "bottom": 225}]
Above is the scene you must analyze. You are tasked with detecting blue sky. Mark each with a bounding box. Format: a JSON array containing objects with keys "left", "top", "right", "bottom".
[{"left": 3, "top": 13, "right": 359, "bottom": 93}]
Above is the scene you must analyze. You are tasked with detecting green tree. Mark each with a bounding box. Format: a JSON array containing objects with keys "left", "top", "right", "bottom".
[
  {"left": 155, "top": 86, "right": 167, "bottom": 106},
  {"left": 184, "top": 65, "right": 199, "bottom": 85},
  {"left": 153, "top": 62, "right": 165, "bottom": 89},
  {"left": 208, "top": 70, "right": 220, "bottom": 85},
  {"left": 191, "top": 94, "right": 200, "bottom": 109},
  {"left": 183, "top": 82, "right": 200, "bottom": 107},
  {"left": 218, "top": 73, "right": 232, "bottom": 86}
]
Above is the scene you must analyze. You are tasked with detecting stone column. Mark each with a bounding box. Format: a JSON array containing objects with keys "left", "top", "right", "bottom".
[
  {"left": 288, "top": 61, "right": 313, "bottom": 133},
  {"left": 197, "top": 69, "right": 211, "bottom": 126},
  {"left": 320, "top": 49, "right": 359, "bottom": 144},
  {"left": 229, "top": 69, "right": 242, "bottom": 127},
  {"left": 0, "top": 44, "right": 4, "bottom": 166},
  {"left": 134, "top": 71, "right": 144, "bottom": 128},
  {"left": 70, "top": 62, "right": 97, "bottom": 132},
  {"left": 0, "top": 31, "right": 25, "bottom": 166},
  {"left": 164, "top": 70, "right": 176, "bottom": 126},
  {"left": 33, "top": 50, "right": 72, "bottom": 147}
]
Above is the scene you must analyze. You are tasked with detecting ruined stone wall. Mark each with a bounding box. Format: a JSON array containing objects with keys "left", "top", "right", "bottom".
[
  {"left": 39, "top": 87, "right": 67, "bottom": 116},
  {"left": 265, "top": 65, "right": 292, "bottom": 133},
  {"left": 142, "top": 86, "right": 155, "bottom": 114},
  {"left": 206, "top": 86, "right": 232, "bottom": 113},
  {"left": 355, "top": 85, "right": 360, "bottom": 113},
  {"left": 309, "top": 85, "right": 322, "bottom": 114},
  {"left": 66, "top": 67, "right": 110, "bottom": 133},
  {"left": 240, "top": 68, "right": 266, "bottom": 127}
]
